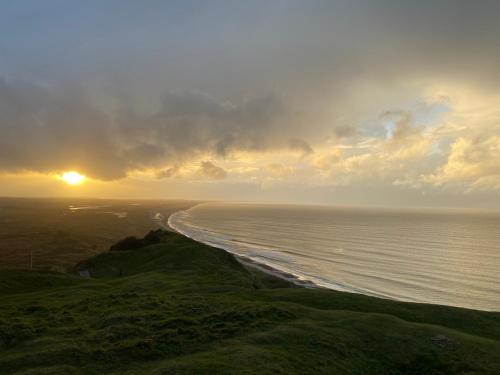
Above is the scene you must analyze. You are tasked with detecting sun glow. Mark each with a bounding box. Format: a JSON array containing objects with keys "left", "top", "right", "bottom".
[{"left": 61, "top": 171, "right": 86, "bottom": 186}]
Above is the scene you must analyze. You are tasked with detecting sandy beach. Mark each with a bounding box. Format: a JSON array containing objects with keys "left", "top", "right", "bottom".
[{"left": 165, "top": 211, "right": 319, "bottom": 289}]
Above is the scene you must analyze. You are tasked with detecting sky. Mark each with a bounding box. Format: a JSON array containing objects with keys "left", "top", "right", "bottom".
[{"left": 0, "top": 0, "right": 499, "bottom": 208}]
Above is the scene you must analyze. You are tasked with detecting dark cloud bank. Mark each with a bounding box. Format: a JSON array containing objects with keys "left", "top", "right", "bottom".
[{"left": 0, "top": 79, "right": 310, "bottom": 180}]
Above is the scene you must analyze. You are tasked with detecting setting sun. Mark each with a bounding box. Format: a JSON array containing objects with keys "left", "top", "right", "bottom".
[{"left": 60, "top": 171, "right": 86, "bottom": 186}]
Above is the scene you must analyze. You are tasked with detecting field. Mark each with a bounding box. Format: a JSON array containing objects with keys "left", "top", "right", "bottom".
[
  {"left": 0, "top": 198, "right": 197, "bottom": 271},
  {"left": 1, "top": 230, "right": 499, "bottom": 374}
]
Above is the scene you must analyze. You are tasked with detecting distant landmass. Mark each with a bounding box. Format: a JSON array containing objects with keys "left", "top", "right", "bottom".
[{"left": 0, "top": 197, "right": 197, "bottom": 271}]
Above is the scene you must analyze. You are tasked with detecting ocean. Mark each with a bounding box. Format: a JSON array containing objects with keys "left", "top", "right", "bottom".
[{"left": 169, "top": 202, "right": 500, "bottom": 311}]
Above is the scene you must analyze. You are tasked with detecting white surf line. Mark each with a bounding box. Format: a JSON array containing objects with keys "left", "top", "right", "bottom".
[{"left": 167, "top": 210, "right": 321, "bottom": 289}]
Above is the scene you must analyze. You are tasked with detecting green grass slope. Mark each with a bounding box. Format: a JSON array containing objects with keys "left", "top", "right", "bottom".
[{"left": 1, "top": 231, "right": 499, "bottom": 374}]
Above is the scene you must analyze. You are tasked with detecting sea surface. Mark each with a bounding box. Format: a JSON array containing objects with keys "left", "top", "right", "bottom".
[{"left": 169, "top": 203, "right": 500, "bottom": 311}]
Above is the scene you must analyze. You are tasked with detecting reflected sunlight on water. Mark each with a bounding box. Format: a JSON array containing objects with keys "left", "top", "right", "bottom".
[{"left": 170, "top": 203, "right": 500, "bottom": 311}]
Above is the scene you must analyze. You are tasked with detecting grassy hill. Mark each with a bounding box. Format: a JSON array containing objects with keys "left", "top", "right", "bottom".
[{"left": 1, "top": 230, "right": 499, "bottom": 374}]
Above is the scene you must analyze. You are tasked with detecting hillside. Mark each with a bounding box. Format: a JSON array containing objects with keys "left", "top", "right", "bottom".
[{"left": 1, "top": 230, "right": 499, "bottom": 374}]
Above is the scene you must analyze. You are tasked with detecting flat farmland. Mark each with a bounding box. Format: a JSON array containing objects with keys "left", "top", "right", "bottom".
[{"left": 0, "top": 198, "right": 196, "bottom": 271}]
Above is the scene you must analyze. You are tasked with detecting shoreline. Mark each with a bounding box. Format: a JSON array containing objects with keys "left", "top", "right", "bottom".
[
  {"left": 235, "top": 254, "right": 319, "bottom": 288},
  {"left": 164, "top": 210, "right": 500, "bottom": 312},
  {"left": 165, "top": 206, "right": 397, "bottom": 300},
  {"left": 165, "top": 221, "right": 498, "bottom": 312},
  {"left": 165, "top": 210, "right": 320, "bottom": 289}
]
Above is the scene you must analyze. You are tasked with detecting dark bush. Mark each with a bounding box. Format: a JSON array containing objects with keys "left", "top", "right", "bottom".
[
  {"left": 110, "top": 236, "right": 142, "bottom": 251},
  {"left": 110, "top": 230, "right": 164, "bottom": 251}
]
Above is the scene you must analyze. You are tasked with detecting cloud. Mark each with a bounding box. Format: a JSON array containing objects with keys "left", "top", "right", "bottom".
[
  {"left": 423, "top": 136, "right": 500, "bottom": 191},
  {"left": 309, "top": 110, "right": 435, "bottom": 184},
  {"left": 124, "top": 143, "right": 167, "bottom": 168},
  {"left": 312, "top": 148, "right": 342, "bottom": 171},
  {"left": 333, "top": 125, "right": 356, "bottom": 138},
  {"left": 199, "top": 161, "right": 227, "bottom": 180},
  {"left": 119, "top": 91, "right": 290, "bottom": 160},
  {"left": 288, "top": 138, "right": 313, "bottom": 157},
  {"left": 155, "top": 166, "right": 180, "bottom": 179},
  {"left": 0, "top": 80, "right": 295, "bottom": 180},
  {"left": 267, "top": 163, "right": 295, "bottom": 178},
  {"left": 0, "top": 79, "right": 127, "bottom": 180}
]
